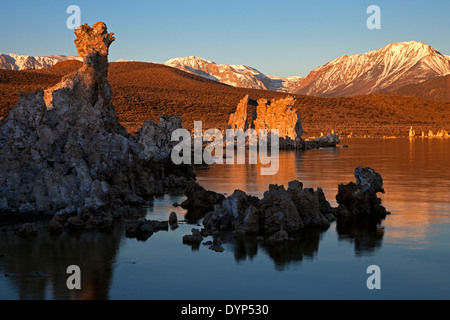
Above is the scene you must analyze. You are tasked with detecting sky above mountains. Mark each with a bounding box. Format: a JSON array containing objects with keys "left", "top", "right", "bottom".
[{"left": 1, "top": 0, "right": 449, "bottom": 77}]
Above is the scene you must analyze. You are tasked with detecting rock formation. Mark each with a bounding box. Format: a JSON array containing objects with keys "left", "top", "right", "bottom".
[
  {"left": 335, "top": 167, "right": 390, "bottom": 219},
  {"left": 228, "top": 95, "right": 303, "bottom": 149},
  {"left": 136, "top": 115, "right": 183, "bottom": 160},
  {"left": 0, "top": 22, "right": 194, "bottom": 224},
  {"left": 180, "top": 181, "right": 226, "bottom": 216},
  {"left": 125, "top": 218, "right": 169, "bottom": 241},
  {"left": 305, "top": 133, "right": 341, "bottom": 149},
  {"left": 409, "top": 126, "right": 416, "bottom": 138},
  {"left": 183, "top": 167, "right": 390, "bottom": 240},
  {"left": 228, "top": 95, "right": 340, "bottom": 149}
]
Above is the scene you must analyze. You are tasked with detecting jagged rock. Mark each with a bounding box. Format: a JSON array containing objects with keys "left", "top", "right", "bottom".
[
  {"left": 125, "top": 219, "right": 168, "bottom": 241},
  {"left": 0, "top": 22, "right": 194, "bottom": 222},
  {"left": 305, "top": 133, "right": 341, "bottom": 149},
  {"left": 258, "top": 185, "right": 303, "bottom": 234},
  {"left": 136, "top": 115, "right": 183, "bottom": 160},
  {"left": 202, "top": 190, "right": 259, "bottom": 232},
  {"left": 227, "top": 95, "right": 257, "bottom": 132},
  {"left": 181, "top": 182, "right": 226, "bottom": 215},
  {"left": 336, "top": 167, "right": 390, "bottom": 218},
  {"left": 287, "top": 184, "right": 330, "bottom": 228},
  {"left": 228, "top": 95, "right": 303, "bottom": 149},
  {"left": 200, "top": 167, "right": 389, "bottom": 240},
  {"left": 354, "top": 167, "right": 385, "bottom": 194}
]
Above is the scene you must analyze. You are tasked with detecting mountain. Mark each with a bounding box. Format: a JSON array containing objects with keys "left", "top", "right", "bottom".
[
  {"left": 2, "top": 60, "right": 450, "bottom": 137},
  {"left": 6, "top": 41, "right": 449, "bottom": 97},
  {"left": 0, "top": 53, "right": 81, "bottom": 71},
  {"left": 164, "top": 56, "right": 303, "bottom": 92},
  {"left": 393, "top": 74, "right": 450, "bottom": 101},
  {"left": 294, "top": 41, "right": 450, "bottom": 97}
]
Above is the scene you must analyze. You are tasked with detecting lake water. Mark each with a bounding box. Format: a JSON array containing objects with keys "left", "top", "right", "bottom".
[{"left": 0, "top": 138, "right": 449, "bottom": 300}]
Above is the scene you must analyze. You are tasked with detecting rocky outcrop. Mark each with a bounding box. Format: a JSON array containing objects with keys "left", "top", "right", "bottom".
[
  {"left": 125, "top": 219, "right": 169, "bottom": 241},
  {"left": 228, "top": 95, "right": 303, "bottom": 149},
  {"left": 305, "top": 133, "right": 341, "bottom": 149},
  {"left": 0, "top": 22, "right": 194, "bottom": 220},
  {"left": 136, "top": 115, "right": 183, "bottom": 160},
  {"left": 180, "top": 182, "right": 226, "bottom": 216},
  {"left": 199, "top": 167, "right": 389, "bottom": 240},
  {"left": 335, "top": 167, "right": 390, "bottom": 219}
]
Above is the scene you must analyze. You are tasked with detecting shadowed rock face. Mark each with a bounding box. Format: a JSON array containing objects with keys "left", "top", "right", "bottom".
[
  {"left": 335, "top": 167, "right": 390, "bottom": 219},
  {"left": 0, "top": 22, "right": 194, "bottom": 219},
  {"left": 193, "top": 167, "right": 389, "bottom": 240}
]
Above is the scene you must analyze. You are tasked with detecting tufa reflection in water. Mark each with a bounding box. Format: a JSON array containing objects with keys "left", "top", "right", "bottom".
[{"left": 0, "top": 224, "right": 122, "bottom": 300}]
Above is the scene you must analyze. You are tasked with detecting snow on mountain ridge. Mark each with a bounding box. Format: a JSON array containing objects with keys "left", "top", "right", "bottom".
[
  {"left": 0, "top": 53, "right": 81, "bottom": 71},
  {"left": 295, "top": 41, "right": 450, "bottom": 96},
  {"left": 164, "top": 56, "right": 301, "bottom": 92}
]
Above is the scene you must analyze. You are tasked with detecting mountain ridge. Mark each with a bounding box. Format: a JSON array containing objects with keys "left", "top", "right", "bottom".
[
  {"left": 164, "top": 56, "right": 303, "bottom": 92},
  {"left": 1, "top": 60, "right": 450, "bottom": 138},
  {"left": 1, "top": 41, "right": 449, "bottom": 97},
  {"left": 294, "top": 41, "right": 450, "bottom": 96},
  {"left": 0, "top": 53, "right": 81, "bottom": 71}
]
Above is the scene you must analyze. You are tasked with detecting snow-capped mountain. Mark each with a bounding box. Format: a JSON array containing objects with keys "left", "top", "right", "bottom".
[
  {"left": 164, "top": 56, "right": 303, "bottom": 92},
  {"left": 294, "top": 41, "right": 450, "bottom": 97},
  {"left": 4, "top": 41, "right": 450, "bottom": 97},
  {"left": 0, "top": 54, "right": 81, "bottom": 71}
]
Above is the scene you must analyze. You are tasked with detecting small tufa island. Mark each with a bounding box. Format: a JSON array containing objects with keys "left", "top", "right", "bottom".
[
  {"left": 0, "top": 22, "right": 390, "bottom": 241},
  {"left": 181, "top": 167, "right": 390, "bottom": 243}
]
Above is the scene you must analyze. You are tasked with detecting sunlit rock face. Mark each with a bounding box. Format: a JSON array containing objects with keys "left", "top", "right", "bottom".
[
  {"left": 228, "top": 95, "right": 303, "bottom": 149},
  {"left": 0, "top": 22, "right": 194, "bottom": 218}
]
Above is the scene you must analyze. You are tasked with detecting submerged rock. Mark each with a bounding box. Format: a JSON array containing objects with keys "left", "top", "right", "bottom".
[{"left": 0, "top": 22, "right": 194, "bottom": 222}]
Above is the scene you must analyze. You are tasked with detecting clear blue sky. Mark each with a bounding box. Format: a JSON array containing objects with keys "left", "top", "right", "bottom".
[{"left": 1, "top": 0, "right": 449, "bottom": 77}]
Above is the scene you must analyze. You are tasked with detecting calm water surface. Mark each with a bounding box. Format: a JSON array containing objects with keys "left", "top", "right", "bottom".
[{"left": 0, "top": 138, "right": 449, "bottom": 300}]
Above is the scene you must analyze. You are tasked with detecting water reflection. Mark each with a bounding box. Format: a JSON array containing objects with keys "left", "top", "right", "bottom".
[
  {"left": 220, "top": 216, "right": 385, "bottom": 270},
  {"left": 0, "top": 225, "right": 123, "bottom": 300},
  {"left": 258, "top": 229, "right": 324, "bottom": 271},
  {"left": 0, "top": 138, "right": 448, "bottom": 299},
  {"left": 196, "top": 138, "right": 450, "bottom": 247},
  {"left": 336, "top": 216, "right": 385, "bottom": 256}
]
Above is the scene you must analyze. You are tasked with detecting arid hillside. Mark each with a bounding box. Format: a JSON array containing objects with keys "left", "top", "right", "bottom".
[
  {"left": 1, "top": 60, "right": 450, "bottom": 136},
  {"left": 393, "top": 75, "right": 450, "bottom": 102}
]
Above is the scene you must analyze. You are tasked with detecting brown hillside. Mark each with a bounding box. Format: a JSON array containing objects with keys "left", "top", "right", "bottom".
[
  {"left": 393, "top": 75, "right": 450, "bottom": 102},
  {"left": 1, "top": 60, "right": 450, "bottom": 136}
]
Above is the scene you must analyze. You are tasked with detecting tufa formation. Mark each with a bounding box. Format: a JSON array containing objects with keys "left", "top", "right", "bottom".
[{"left": 0, "top": 22, "right": 194, "bottom": 226}]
